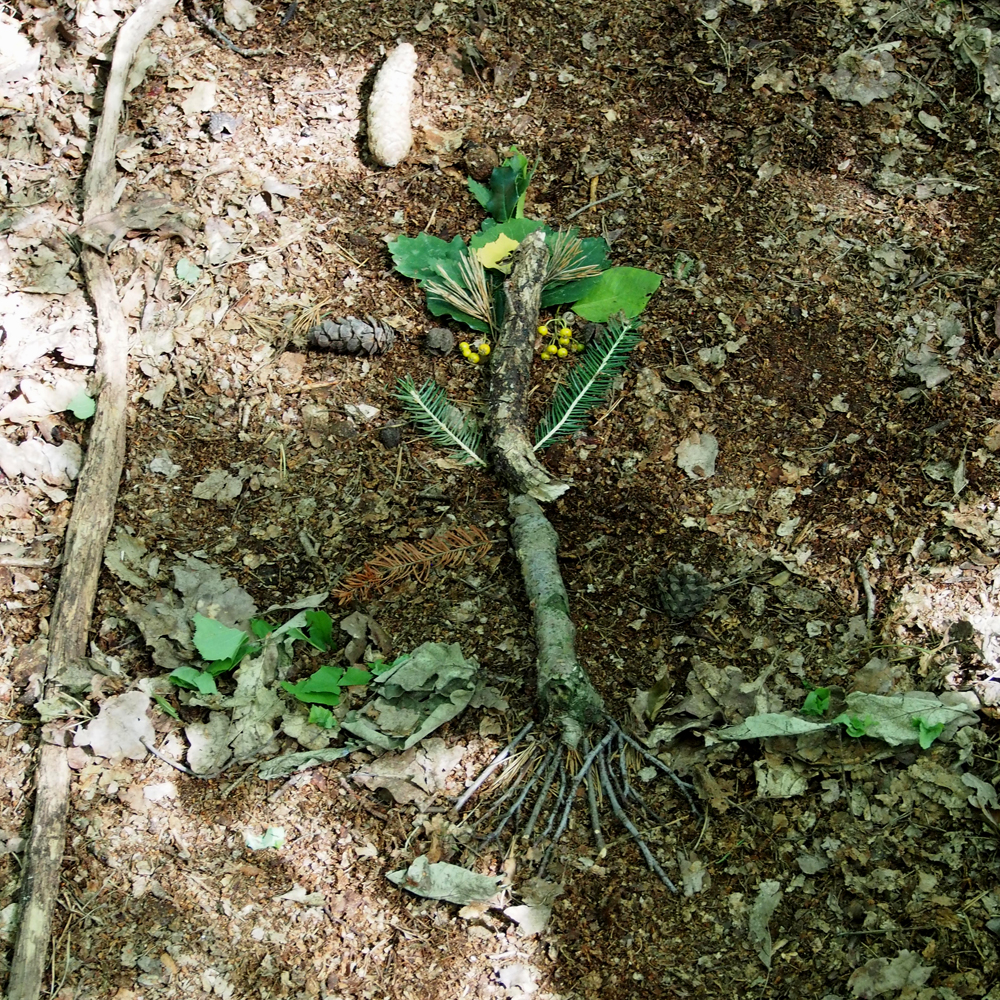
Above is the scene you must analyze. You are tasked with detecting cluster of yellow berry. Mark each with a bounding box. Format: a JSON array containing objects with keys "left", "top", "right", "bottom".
[
  {"left": 459, "top": 340, "right": 491, "bottom": 364},
  {"left": 538, "top": 324, "right": 585, "bottom": 361}
]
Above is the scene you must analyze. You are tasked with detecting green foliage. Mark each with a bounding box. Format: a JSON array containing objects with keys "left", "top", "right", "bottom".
[
  {"left": 68, "top": 390, "right": 96, "bottom": 420},
  {"left": 281, "top": 664, "right": 373, "bottom": 706},
  {"left": 284, "top": 610, "right": 335, "bottom": 652},
  {"left": 534, "top": 316, "right": 641, "bottom": 450},
  {"left": 470, "top": 217, "right": 545, "bottom": 250},
  {"left": 169, "top": 666, "right": 219, "bottom": 695},
  {"left": 386, "top": 232, "right": 466, "bottom": 282},
  {"left": 570, "top": 266, "right": 662, "bottom": 322},
  {"left": 912, "top": 716, "right": 945, "bottom": 749},
  {"left": 153, "top": 694, "right": 180, "bottom": 719},
  {"left": 308, "top": 705, "right": 337, "bottom": 729},
  {"left": 840, "top": 714, "right": 874, "bottom": 738},
  {"left": 395, "top": 376, "right": 486, "bottom": 466},
  {"left": 801, "top": 687, "right": 831, "bottom": 717},
  {"left": 467, "top": 147, "right": 534, "bottom": 222},
  {"left": 175, "top": 257, "right": 201, "bottom": 284}
]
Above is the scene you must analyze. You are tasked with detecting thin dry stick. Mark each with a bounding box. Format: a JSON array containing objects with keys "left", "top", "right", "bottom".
[{"left": 6, "top": 3, "right": 176, "bottom": 999}]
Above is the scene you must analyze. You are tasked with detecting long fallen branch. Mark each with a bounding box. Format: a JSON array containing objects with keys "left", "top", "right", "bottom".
[{"left": 6, "top": 2, "right": 176, "bottom": 997}]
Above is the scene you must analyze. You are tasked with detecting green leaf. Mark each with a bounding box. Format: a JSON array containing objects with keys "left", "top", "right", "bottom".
[
  {"left": 468, "top": 176, "right": 492, "bottom": 211},
  {"left": 534, "top": 316, "right": 641, "bottom": 450},
  {"left": 801, "top": 687, "right": 831, "bottom": 717},
  {"left": 469, "top": 218, "right": 545, "bottom": 250},
  {"left": 541, "top": 273, "right": 603, "bottom": 309},
  {"left": 476, "top": 149, "right": 534, "bottom": 223},
  {"left": 168, "top": 667, "right": 218, "bottom": 694},
  {"left": 388, "top": 232, "right": 467, "bottom": 282},
  {"left": 175, "top": 257, "right": 201, "bottom": 285},
  {"left": 308, "top": 705, "right": 337, "bottom": 729},
  {"left": 342, "top": 666, "right": 373, "bottom": 686},
  {"left": 395, "top": 376, "right": 487, "bottom": 466},
  {"left": 153, "top": 694, "right": 180, "bottom": 719},
  {"left": 244, "top": 826, "right": 285, "bottom": 850},
  {"left": 68, "top": 390, "right": 96, "bottom": 419},
  {"left": 281, "top": 664, "right": 349, "bottom": 705},
  {"left": 836, "top": 713, "right": 874, "bottom": 738},
  {"left": 304, "top": 610, "right": 334, "bottom": 652},
  {"left": 192, "top": 614, "right": 247, "bottom": 662},
  {"left": 250, "top": 618, "right": 274, "bottom": 639},
  {"left": 570, "top": 266, "right": 662, "bottom": 321},
  {"left": 913, "top": 716, "right": 945, "bottom": 749}
]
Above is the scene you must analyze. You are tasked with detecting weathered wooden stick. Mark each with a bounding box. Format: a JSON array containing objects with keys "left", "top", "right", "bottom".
[
  {"left": 485, "top": 230, "right": 570, "bottom": 502},
  {"left": 7, "top": 2, "right": 176, "bottom": 997}
]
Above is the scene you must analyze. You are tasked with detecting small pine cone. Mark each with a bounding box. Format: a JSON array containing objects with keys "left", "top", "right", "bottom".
[
  {"left": 656, "top": 563, "right": 713, "bottom": 620},
  {"left": 307, "top": 315, "right": 396, "bottom": 356}
]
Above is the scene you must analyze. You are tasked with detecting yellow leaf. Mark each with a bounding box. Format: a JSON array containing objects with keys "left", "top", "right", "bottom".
[{"left": 474, "top": 233, "right": 520, "bottom": 272}]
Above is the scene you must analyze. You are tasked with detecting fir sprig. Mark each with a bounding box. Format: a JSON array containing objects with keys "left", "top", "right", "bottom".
[
  {"left": 533, "top": 316, "right": 640, "bottom": 451},
  {"left": 395, "top": 376, "right": 487, "bottom": 466}
]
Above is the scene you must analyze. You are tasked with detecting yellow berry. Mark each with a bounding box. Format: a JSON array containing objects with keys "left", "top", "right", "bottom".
[
  {"left": 469, "top": 352, "right": 480, "bottom": 363},
  {"left": 541, "top": 351, "right": 555, "bottom": 360},
  {"left": 557, "top": 347, "right": 569, "bottom": 358},
  {"left": 559, "top": 327, "right": 572, "bottom": 337},
  {"left": 479, "top": 343, "right": 491, "bottom": 356},
  {"left": 537, "top": 325, "right": 549, "bottom": 336}
]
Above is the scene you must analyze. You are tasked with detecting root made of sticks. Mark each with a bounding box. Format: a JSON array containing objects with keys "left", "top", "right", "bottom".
[{"left": 456, "top": 718, "right": 701, "bottom": 893}]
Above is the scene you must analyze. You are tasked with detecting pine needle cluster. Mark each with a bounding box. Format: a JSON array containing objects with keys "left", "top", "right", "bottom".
[
  {"left": 422, "top": 251, "right": 498, "bottom": 337},
  {"left": 333, "top": 528, "right": 496, "bottom": 603}
]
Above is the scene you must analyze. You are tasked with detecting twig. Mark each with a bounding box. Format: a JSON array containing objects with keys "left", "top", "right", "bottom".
[
  {"left": 566, "top": 189, "right": 627, "bottom": 220},
  {"left": 454, "top": 721, "right": 534, "bottom": 811},
  {"left": 186, "top": 0, "right": 272, "bottom": 56},
  {"left": 857, "top": 557, "right": 876, "bottom": 623}
]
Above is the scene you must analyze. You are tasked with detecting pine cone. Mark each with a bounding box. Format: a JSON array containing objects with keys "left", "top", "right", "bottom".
[
  {"left": 656, "top": 563, "right": 713, "bottom": 620},
  {"left": 307, "top": 316, "right": 396, "bottom": 356}
]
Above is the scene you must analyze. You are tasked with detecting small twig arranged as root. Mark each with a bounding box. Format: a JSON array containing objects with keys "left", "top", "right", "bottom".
[
  {"left": 333, "top": 526, "right": 497, "bottom": 604},
  {"left": 457, "top": 718, "right": 700, "bottom": 893},
  {"left": 186, "top": 0, "right": 272, "bottom": 56}
]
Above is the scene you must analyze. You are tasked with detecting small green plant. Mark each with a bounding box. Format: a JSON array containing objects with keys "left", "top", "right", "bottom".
[
  {"left": 280, "top": 664, "right": 373, "bottom": 707},
  {"left": 912, "top": 716, "right": 945, "bottom": 749},
  {"left": 800, "top": 686, "right": 831, "bottom": 717},
  {"left": 840, "top": 714, "right": 874, "bottom": 738}
]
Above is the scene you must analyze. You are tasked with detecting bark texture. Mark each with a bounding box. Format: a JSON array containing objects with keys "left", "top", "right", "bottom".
[
  {"left": 486, "top": 230, "right": 569, "bottom": 502},
  {"left": 509, "top": 493, "right": 604, "bottom": 747}
]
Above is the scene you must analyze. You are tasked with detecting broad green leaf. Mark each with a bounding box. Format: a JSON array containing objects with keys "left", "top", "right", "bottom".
[
  {"left": 192, "top": 613, "right": 247, "bottom": 662},
  {"left": 914, "top": 717, "right": 945, "bottom": 749},
  {"left": 168, "top": 667, "right": 218, "bottom": 695},
  {"left": 281, "top": 664, "right": 348, "bottom": 705},
  {"left": 175, "top": 257, "right": 201, "bottom": 284},
  {"left": 388, "top": 232, "right": 467, "bottom": 282},
  {"left": 474, "top": 233, "right": 520, "bottom": 271},
  {"left": 571, "top": 266, "right": 662, "bottom": 321},
  {"left": 469, "top": 218, "right": 545, "bottom": 249},
  {"left": 308, "top": 705, "right": 337, "bottom": 729},
  {"left": 541, "top": 273, "right": 603, "bottom": 309},
  {"left": 342, "top": 666, "right": 373, "bottom": 686},
  {"left": 68, "top": 390, "right": 96, "bottom": 419},
  {"left": 304, "top": 610, "right": 334, "bottom": 651}
]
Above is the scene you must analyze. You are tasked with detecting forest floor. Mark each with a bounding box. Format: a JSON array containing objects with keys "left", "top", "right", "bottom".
[{"left": 2, "top": 1, "right": 1000, "bottom": 998}]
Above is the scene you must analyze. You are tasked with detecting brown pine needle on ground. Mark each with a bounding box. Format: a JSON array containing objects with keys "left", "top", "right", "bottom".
[{"left": 333, "top": 526, "right": 497, "bottom": 603}]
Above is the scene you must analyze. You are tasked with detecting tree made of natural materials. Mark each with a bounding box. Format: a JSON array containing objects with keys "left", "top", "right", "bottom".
[{"left": 391, "top": 160, "right": 698, "bottom": 889}]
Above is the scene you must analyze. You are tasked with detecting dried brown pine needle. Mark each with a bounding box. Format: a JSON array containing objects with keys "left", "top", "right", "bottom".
[{"left": 332, "top": 526, "right": 497, "bottom": 603}]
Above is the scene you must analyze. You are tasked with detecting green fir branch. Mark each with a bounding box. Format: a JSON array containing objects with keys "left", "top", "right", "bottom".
[
  {"left": 533, "top": 317, "right": 641, "bottom": 451},
  {"left": 395, "top": 376, "right": 487, "bottom": 467}
]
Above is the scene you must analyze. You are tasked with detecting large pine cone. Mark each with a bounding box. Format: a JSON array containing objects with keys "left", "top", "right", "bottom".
[
  {"left": 307, "top": 316, "right": 396, "bottom": 356},
  {"left": 656, "top": 563, "right": 713, "bottom": 620}
]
